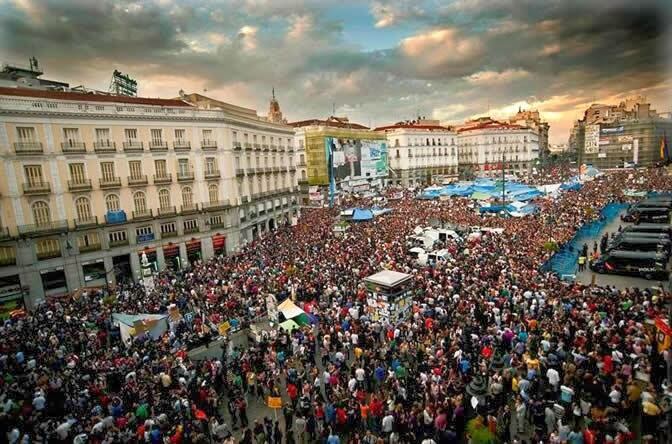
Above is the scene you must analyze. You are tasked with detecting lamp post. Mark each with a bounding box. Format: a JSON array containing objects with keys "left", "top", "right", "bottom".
[{"left": 502, "top": 152, "right": 506, "bottom": 207}]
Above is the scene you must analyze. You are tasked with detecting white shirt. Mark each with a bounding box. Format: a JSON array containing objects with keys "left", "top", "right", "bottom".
[
  {"left": 547, "top": 368, "right": 560, "bottom": 386},
  {"left": 382, "top": 414, "right": 394, "bottom": 432},
  {"left": 355, "top": 368, "right": 365, "bottom": 381}
]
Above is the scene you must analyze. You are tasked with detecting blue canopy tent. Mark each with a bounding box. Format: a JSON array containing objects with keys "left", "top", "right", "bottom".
[{"left": 352, "top": 208, "right": 374, "bottom": 221}]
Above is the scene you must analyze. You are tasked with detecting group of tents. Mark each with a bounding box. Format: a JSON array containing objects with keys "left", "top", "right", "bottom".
[
  {"left": 421, "top": 178, "right": 545, "bottom": 202},
  {"left": 419, "top": 170, "right": 601, "bottom": 217}
]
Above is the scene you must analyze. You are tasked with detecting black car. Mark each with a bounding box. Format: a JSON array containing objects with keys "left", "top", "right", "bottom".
[{"left": 590, "top": 250, "right": 669, "bottom": 280}]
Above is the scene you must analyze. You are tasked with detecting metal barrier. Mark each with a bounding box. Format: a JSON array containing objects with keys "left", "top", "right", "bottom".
[{"left": 542, "top": 202, "right": 629, "bottom": 277}]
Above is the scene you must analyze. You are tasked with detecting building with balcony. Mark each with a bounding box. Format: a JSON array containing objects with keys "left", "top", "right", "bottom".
[
  {"left": 0, "top": 86, "right": 300, "bottom": 309},
  {"left": 290, "top": 116, "right": 386, "bottom": 197},
  {"left": 374, "top": 119, "right": 458, "bottom": 187},
  {"left": 569, "top": 97, "right": 672, "bottom": 169},
  {"left": 454, "top": 117, "right": 540, "bottom": 178}
]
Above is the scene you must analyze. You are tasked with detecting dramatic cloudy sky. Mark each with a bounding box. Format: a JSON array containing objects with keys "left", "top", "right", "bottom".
[{"left": 1, "top": 0, "right": 671, "bottom": 142}]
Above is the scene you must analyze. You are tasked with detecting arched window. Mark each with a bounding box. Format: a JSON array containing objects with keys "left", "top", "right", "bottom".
[
  {"left": 133, "top": 191, "right": 147, "bottom": 212},
  {"left": 105, "top": 194, "right": 120, "bottom": 212},
  {"left": 181, "top": 187, "right": 193, "bottom": 206},
  {"left": 158, "top": 189, "right": 171, "bottom": 209},
  {"left": 208, "top": 183, "right": 219, "bottom": 203},
  {"left": 74, "top": 196, "right": 92, "bottom": 220},
  {"left": 32, "top": 201, "right": 51, "bottom": 225}
]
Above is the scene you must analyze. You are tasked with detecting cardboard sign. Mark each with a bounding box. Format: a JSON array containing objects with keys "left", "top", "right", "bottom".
[{"left": 267, "top": 397, "right": 282, "bottom": 409}]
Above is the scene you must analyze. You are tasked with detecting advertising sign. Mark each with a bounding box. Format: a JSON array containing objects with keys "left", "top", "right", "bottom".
[
  {"left": 622, "top": 144, "right": 632, "bottom": 151},
  {"left": 601, "top": 126, "right": 624, "bottom": 134},
  {"left": 618, "top": 135, "right": 634, "bottom": 143},
  {"left": 584, "top": 125, "right": 600, "bottom": 154},
  {"left": 325, "top": 137, "right": 388, "bottom": 182}
]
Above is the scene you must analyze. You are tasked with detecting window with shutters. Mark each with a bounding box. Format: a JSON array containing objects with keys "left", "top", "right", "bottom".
[
  {"left": 0, "top": 246, "right": 16, "bottom": 265},
  {"left": 232, "top": 131, "right": 238, "bottom": 141},
  {"left": 136, "top": 226, "right": 153, "bottom": 236},
  {"left": 124, "top": 128, "right": 138, "bottom": 141},
  {"left": 129, "top": 161, "right": 142, "bottom": 179},
  {"left": 177, "top": 159, "right": 190, "bottom": 175},
  {"left": 184, "top": 219, "right": 198, "bottom": 231},
  {"left": 69, "top": 163, "right": 86, "bottom": 183},
  {"left": 158, "top": 189, "right": 171, "bottom": 209},
  {"left": 32, "top": 201, "right": 51, "bottom": 225},
  {"left": 24, "top": 165, "right": 43, "bottom": 185},
  {"left": 175, "top": 129, "right": 186, "bottom": 140},
  {"left": 150, "top": 129, "right": 163, "bottom": 143},
  {"left": 160, "top": 222, "right": 176, "bottom": 234},
  {"left": 182, "top": 187, "right": 193, "bottom": 206},
  {"left": 109, "top": 230, "right": 127, "bottom": 243},
  {"left": 133, "top": 191, "right": 147, "bottom": 212},
  {"left": 208, "top": 183, "right": 218, "bottom": 203},
  {"left": 17, "top": 127, "right": 37, "bottom": 141},
  {"left": 63, "top": 128, "right": 80, "bottom": 144},
  {"left": 78, "top": 232, "right": 100, "bottom": 249},
  {"left": 105, "top": 194, "right": 120, "bottom": 211},
  {"left": 155, "top": 160, "right": 167, "bottom": 177},
  {"left": 95, "top": 128, "right": 110, "bottom": 142},
  {"left": 101, "top": 162, "right": 116, "bottom": 180},
  {"left": 202, "top": 129, "right": 213, "bottom": 141},
  {"left": 74, "top": 197, "right": 92, "bottom": 220},
  {"left": 205, "top": 157, "right": 217, "bottom": 174},
  {"left": 36, "top": 239, "right": 61, "bottom": 259}
]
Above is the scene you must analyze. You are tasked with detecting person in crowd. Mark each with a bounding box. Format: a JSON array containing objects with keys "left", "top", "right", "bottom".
[{"left": 1, "top": 166, "right": 670, "bottom": 443}]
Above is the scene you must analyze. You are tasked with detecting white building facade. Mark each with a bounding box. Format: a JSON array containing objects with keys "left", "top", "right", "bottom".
[
  {"left": 456, "top": 119, "right": 540, "bottom": 178},
  {"left": 0, "top": 87, "right": 299, "bottom": 309},
  {"left": 375, "top": 122, "right": 459, "bottom": 187}
]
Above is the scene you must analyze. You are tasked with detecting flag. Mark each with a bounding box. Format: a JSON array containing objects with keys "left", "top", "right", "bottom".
[
  {"left": 661, "top": 133, "right": 670, "bottom": 162},
  {"left": 605, "top": 262, "right": 614, "bottom": 271}
]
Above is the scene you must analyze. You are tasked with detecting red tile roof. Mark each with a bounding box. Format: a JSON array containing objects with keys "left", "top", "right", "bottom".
[{"left": 0, "top": 87, "right": 192, "bottom": 107}]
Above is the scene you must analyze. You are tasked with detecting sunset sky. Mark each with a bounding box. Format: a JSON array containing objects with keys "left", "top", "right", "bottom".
[{"left": 1, "top": 0, "right": 670, "bottom": 143}]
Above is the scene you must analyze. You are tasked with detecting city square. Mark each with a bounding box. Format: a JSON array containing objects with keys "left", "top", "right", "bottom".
[{"left": 0, "top": 1, "right": 672, "bottom": 443}]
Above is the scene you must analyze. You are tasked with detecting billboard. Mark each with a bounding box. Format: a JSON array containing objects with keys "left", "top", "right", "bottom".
[
  {"left": 325, "top": 137, "right": 388, "bottom": 183},
  {"left": 584, "top": 124, "right": 600, "bottom": 154}
]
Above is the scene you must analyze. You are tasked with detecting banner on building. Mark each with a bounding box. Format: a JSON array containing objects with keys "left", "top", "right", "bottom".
[
  {"left": 622, "top": 144, "right": 632, "bottom": 151},
  {"left": 633, "top": 139, "right": 639, "bottom": 164},
  {"left": 601, "top": 126, "right": 624, "bottom": 134},
  {"left": 584, "top": 125, "right": 600, "bottom": 154}
]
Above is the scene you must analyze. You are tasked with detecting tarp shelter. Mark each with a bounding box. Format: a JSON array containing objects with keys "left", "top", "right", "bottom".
[
  {"left": 112, "top": 313, "right": 168, "bottom": 346},
  {"left": 371, "top": 207, "right": 393, "bottom": 217},
  {"left": 277, "top": 299, "right": 311, "bottom": 325},
  {"left": 470, "top": 191, "right": 491, "bottom": 201},
  {"left": 278, "top": 299, "right": 304, "bottom": 319},
  {"left": 352, "top": 208, "right": 374, "bottom": 221},
  {"left": 279, "top": 319, "right": 300, "bottom": 332}
]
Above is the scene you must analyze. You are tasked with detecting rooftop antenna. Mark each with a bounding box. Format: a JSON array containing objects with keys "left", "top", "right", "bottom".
[
  {"left": 332, "top": 102, "right": 336, "bottom": 116},
  {"left": 29, "top": 56, "right": 39, "bottom": 72},
  {"left": 272, "top": 87, "right": 275, "bottom": 100}
]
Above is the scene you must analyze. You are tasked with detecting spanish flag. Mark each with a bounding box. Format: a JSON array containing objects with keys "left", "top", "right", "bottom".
[{"left": 661, "top": 133, "right": 669, "bottom": 162}]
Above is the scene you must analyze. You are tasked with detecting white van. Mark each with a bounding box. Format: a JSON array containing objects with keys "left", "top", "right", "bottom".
[{"left": 427, "top": 249, "right": 451, "bottom": 265}]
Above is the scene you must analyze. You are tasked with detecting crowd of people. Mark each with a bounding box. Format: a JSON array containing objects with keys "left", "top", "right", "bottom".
[{"left": 2, "top": 167, "right": 672, "bottom": 444}]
